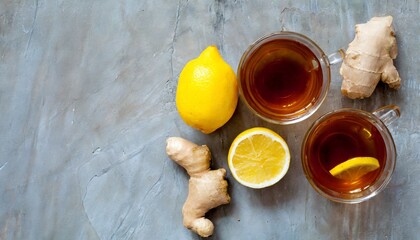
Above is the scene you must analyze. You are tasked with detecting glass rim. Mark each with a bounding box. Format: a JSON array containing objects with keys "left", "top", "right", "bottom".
[
  {"left": 237, "top": 31, "right": 331, "bottom": 125},
  {"left": 301, "top": 108, "right": 397, "bottom": 204}
]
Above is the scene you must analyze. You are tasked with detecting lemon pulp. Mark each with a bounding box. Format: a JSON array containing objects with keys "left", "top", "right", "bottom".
[
  {"left": 329, "top": 157, "right": 380, "bottom": 180},
  {"left": 228, "top": 127, "right": 290, "bottom": 188}
]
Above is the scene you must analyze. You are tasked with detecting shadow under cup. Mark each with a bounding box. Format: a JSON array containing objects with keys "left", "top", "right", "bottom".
[{"left": 237, "top": 32, "right": 331, "bottom": 124}]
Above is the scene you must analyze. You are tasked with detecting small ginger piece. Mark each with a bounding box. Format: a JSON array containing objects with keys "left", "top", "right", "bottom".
[
  {"left": 166, "top": 137, "right": 230, "bottom": 237},
  {"left": 340, "top": 16, "right": 401, "bottom": 99}
]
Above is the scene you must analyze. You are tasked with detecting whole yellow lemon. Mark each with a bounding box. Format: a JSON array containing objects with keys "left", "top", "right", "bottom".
[{"left": 176, "top": 46, "right": 238, "bottom": 134}]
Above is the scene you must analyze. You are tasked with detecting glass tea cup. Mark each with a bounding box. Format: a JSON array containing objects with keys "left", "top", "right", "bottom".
[
  {"left": 237, "top": 31, "right": 344, "bottom": 124},
  {"left": 301, "top": 105, "right": 400, "bottom": 203}
]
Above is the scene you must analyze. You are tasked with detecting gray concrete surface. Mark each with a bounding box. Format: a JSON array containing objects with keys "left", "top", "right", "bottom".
[{"left": 1, "top": 0, "right": 419, "bottom": 239}]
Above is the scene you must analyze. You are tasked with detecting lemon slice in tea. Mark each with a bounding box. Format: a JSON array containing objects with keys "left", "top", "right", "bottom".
[
  {"left": 329, "top": 157, "right": 380, "bottom": 180},
  {"left": 228, "top": 127, "right": 290, "bottom": 189}
]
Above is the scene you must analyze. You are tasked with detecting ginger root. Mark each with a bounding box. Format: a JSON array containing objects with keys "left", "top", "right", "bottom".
[
  {"left": 340, "top": 16, "right": 401, "bottom": 99},
  {"left": 166, "top": 137, "right": 230, "bottom": 237}
]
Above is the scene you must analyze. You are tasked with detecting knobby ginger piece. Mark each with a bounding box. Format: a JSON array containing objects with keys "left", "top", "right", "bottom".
[
  {"left": 340, "top": 16, "right": 401, "bottom": 99},
  {"left": 166, "top": 137, "right": 230, "bottom": 237}
]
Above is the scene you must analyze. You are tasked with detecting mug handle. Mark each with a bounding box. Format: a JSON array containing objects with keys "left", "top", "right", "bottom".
[
  {"left": 327, "top": 49, "right": 346, "bottom": 65},
  {"left": 372, "top": 105, "right": 401, "bottom": 126}
]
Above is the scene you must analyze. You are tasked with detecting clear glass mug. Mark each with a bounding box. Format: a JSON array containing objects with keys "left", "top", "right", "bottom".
[
  {"left": 301, "top": 105, "right": 400, "bottom": 203},
  {"left": 237, "top": 31, "right": 344, "bottom": 124}
]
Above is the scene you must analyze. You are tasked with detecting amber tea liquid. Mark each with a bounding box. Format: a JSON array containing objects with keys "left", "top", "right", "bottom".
[
  {"left": 239, "top": 38, "right": 323, "bottom": 121},
  {"left": 303, "top": 111, "right": 387, "bottom": 193}
]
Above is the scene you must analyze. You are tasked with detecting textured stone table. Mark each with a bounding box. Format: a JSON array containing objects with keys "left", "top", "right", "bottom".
[{"left": 1, "top": 1, "right": 419, "bottom": 239}]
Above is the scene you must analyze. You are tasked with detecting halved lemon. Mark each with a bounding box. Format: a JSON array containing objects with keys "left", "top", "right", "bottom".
[
  {"left": 329, "top": 157, "right": 380, "bottom": 180},
  {"left": 228, "top": 127, "right": 290, "bottom": 189}
]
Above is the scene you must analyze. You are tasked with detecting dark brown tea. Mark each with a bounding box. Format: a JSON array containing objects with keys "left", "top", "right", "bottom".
[
  {"left": 238, "top": 38, "right": 323, "bottom": 121},
  {"left": 303, "top": 111, "right": 387, "bottom": 193}
]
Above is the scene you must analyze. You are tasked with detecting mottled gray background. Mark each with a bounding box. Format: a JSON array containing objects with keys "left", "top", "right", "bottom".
[{"left": 1, "top": 0, "right": 419, "bottom": 239}]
